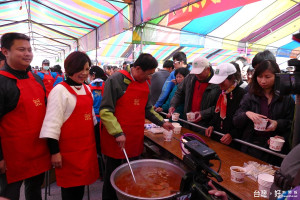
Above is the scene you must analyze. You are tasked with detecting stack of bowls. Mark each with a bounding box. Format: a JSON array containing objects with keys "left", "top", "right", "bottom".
[{"left": 257, "top": 173, "right": 274, "bottom": 198}]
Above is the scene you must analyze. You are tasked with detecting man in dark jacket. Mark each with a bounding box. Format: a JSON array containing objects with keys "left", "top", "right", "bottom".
[
  {"left": 154, "top": 52, "right": 192, "bottom": 108},
  {"left": 269, "top": 143, "right": 300, "bottom": 199},
  {"left": 169, "top": 56, "right": 220, "bottom": 131},
  {"left": 99, "top": 53, "right": 174, "bottom": 200},
  {"left": 0, "top": 32, "right": 50, "bottom": 199},
  {"left": 150, "top": 60, "right": 173, "bottom": 105}
]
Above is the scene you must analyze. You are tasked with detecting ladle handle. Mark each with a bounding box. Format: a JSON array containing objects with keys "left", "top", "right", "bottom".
[{"left": 122, "top": 148, "right": 137, "bottom": 183}]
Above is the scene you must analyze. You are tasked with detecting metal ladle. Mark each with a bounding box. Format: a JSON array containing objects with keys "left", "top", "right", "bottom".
[{"left": 122, "top": 148, "right": 137, "bottom": 183}]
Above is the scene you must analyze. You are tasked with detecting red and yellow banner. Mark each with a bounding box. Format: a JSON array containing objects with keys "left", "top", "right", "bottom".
[{"left": 168, "top": 0, "right": 260, "bottom": 25}]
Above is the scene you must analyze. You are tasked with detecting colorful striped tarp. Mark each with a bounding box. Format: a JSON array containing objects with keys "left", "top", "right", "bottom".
[{"left": 0, "top": 0, "right": 298, "bottom": 62}]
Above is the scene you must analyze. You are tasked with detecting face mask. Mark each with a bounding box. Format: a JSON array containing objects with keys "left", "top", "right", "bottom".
[{"left": 43, "top": 66, "right": 49, "bottom": 71}]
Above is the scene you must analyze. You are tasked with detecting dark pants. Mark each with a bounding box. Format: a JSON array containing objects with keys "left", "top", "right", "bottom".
[
  {"left": 94, "top": 122, "right": 101, "bottom": 155},
  {"left": 95, "top": 122, "right": 105, "bottom": 178},
  {"left": 102, "top": 155, "right": 139, "bottom": 200},
  {"left": 0, "top": 172, "right": 45, "bottom": 200},
  {"left": 61, "top": 185, "right": 85, "bottom": 200}
]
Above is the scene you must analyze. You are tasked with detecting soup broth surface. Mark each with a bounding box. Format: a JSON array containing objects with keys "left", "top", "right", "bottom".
[{"left": 115, "top": 166, "right": 182, "bottom": 198}]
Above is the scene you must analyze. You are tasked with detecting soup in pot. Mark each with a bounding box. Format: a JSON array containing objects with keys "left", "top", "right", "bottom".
[{"left": 115, "top": 166, "right": 182, "bottom": 198}]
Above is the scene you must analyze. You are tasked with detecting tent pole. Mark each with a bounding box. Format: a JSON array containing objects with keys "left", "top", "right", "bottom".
[
  {"left": 292, "top": 95, "right": 300, "bottom": 147},
  {"left": 132, "top": 0, "right": 136, "bottom": 60},
  {"left": 140, "top": 25, "right": 143, "bottom": 54},
  {"left": 96, "top": 29, "right": 98, "bottom": 65},
  {"left": 76, "top": 39, "right": 79, "bottom": 51}
]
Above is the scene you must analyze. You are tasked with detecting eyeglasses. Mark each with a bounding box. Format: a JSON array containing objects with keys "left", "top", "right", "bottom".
[{"left": 173, "top": 61, "right": 181, "bottom": 64}]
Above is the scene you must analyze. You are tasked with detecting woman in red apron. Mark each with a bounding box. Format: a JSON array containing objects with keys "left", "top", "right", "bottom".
[
  {"left": 40, "top": 52, "right": 99, "bottom": 200},
  {"left": 100, "top": 53, "right": 174, "bottom": 200}
]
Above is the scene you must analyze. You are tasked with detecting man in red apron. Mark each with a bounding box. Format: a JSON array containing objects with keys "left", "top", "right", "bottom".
[
  {"left": 37, "top": 59, "right": 54, "bottom": 97},
  {"left": 0, "top": 33, "right": 51, "bottom": 199},
  {"left": 100, "top": 53, "right": 174, "bottom": 200},
  {"left": 37, "top": 60, "right": 63, "bottom": 97}
]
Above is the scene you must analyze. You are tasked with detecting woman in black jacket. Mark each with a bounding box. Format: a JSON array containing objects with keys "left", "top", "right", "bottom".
[
  {"left": 233, "top": 60, "right": 294, "bottom": 165},
  {"left": 205, "top": 63, "right": 246, "bottom": 147}
]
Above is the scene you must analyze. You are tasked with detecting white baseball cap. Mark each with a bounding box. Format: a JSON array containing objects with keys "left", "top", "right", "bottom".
[
  {"left": 209, "top": 63, "right": 237, "bottom": 84},
  {"left": 190, "top": 57, "right": 210, "bottom": 74}
]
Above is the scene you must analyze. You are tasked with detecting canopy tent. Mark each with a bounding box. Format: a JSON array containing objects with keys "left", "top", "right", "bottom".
[
  {"left": 132, "top": 0, "right": 300, "bottom": 62},
  {"left": 85, "top": 0, "right": 300, "bottom": 67},
  {"left": 0, "top": 0, "right": 131, "bottom": 61},
  {"left": 0, "top": 0, "right": 299, "bottom": 66},
  {"left": 0, "top": 0, "right": 199, "bottom": 62}
]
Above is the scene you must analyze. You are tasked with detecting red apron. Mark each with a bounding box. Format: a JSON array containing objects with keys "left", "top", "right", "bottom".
[
  {"left": 55, "top": 82, "right": 99, "bottom": 188},
  {"left": 0, "top": 71, "right": 51, "bottom": 183},
  {"left": 42, "top": 72, "right": 54, "bottom": 97},
  {"left": 101, "top": 70, "right": 149, "bottom": 159}
]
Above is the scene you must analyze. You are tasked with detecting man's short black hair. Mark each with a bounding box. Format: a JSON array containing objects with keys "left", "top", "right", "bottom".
[
  {"left": 173, "top": 52, "right": 187, "bottom": 65},
  {"left": 163, "top": 60, "right": 174, "bottom": 69},
  {"left": 133, "top": 53, "right": 158, "bottom": 71},
  {"left": 42, "top": 59, "right": 50, "bottom": 65},
  {"left": 103, "top": 65, "right": 112, "bottom": 73},
  {"left": 123, "top": 61, "right": 130, "bottom": 66},
  {"left": 1, "top": 32, "right": 30, "bottom": 50},
  {"left": 52, "top": 65, "right": 63, "bottom": 73}
]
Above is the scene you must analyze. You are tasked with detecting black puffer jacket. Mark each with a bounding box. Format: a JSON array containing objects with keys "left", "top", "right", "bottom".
[
  {"left": 170, "top": 67, "right": 221, "bottom": 127},
  {"left": 233, "top": 93, "right": 295, "bottom": 164},
  {"left": 209, "top": 86, "right": 246, "bottom": 139}
]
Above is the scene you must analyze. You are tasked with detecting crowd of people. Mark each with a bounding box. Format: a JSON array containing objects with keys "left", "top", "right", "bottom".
[{"left": 0, "top": 32, "right": 298, "bottom": 200}]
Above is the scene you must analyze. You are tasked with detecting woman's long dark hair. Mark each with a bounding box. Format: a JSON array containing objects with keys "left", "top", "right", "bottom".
[
  {"left": 250, "top": 60, "right": 280, "bottom": 96},
  {"left": 230, "top": 61, "right": 242, "bottom": 83}
]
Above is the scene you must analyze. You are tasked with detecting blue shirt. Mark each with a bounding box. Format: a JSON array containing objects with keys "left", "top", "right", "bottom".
[
  {"left": 154, "top": 64, "right": 192, "bottom": 107},
  {"left": 90, "top": 79, "right": 105, "bottom": 122}
]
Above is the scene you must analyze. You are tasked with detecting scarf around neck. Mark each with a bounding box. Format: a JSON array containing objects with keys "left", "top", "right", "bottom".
[{"left": 215, "top": 82, "right": 237, "bottom": 120}]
